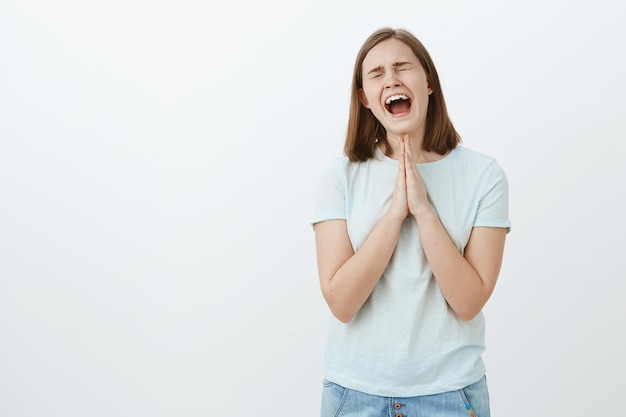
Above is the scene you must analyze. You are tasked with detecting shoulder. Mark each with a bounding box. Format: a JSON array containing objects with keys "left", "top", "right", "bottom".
[
  {"left": 318, "top": 154, "right": 353, "bottom": 170},
  {"left": 315, "top": 155, "right": 351, "bottom": 189},
  {"left": 318, "top": 155, "right": 350, "bottom": 180},
  {"left": 322, "top": 153, "right": 387, "bottom": 176},
  {"left": 450, "top": 146, "right": 506, "bottom": 175},
  {"left": 453, "top": 146, "right": 498, "bottom": 165}
]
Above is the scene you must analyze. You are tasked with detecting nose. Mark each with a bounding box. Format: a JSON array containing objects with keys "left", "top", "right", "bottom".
[{"left": 383, "top": 71, "right": 401, "bottom": 88}]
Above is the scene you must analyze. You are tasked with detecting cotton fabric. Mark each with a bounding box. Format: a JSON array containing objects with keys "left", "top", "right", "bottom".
[{"left": 312, "top": 146, "right": 510, "bottom": 397}]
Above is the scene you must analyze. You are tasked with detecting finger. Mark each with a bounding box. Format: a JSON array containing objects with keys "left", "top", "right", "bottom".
[
  {"left": 399, "top": 138, "right": 406, "bottom": 171},
  {"left": 403, "top": 139, "right": 413, "bottom": 176},
  {"left": 404, "top": 136, "right": 414, "bottom": 164},
  {"left": 406, "top": 153, "right": 419, "bottom": 183},
  {"left": 398, "top": 151, "right": 406, "bottom": 189}
]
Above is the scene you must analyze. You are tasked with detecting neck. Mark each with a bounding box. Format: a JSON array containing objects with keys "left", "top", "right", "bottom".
[{"left": 383, "top": 134, "right": 447, "bottom": 164}]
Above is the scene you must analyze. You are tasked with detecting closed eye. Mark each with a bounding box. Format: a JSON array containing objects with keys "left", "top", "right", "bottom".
[{"left": 394, "top": 62, "right": 413, "bottom": 72}]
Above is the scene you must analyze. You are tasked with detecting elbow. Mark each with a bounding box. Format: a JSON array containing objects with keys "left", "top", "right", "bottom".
[
  {"left": 328, "top": 299, "right": 357, "bottom": 323},
  {"left": 322, "top": 291, "right": 357, "bottom": 323},
  {"left": 332, "top": 308, "right": 355, "bottom": 323},
  {"left": 457, "top": 310, "right": 480, "bottom": 321},
  {"left": 450, "top": 289, "right": 492, "bottom": 321},
  {"left": 454, "top": 305, "right": 482, "bottom": 321}
]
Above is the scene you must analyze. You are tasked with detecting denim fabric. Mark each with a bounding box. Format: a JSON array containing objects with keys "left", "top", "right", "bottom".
[{"left": 321, "top": 375, "right": 490, "bottom": 417}]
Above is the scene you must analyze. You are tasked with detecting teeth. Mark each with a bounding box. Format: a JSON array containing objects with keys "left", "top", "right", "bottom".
[{"left": 385, "top": 94, "right": 409, "bottom": 105}]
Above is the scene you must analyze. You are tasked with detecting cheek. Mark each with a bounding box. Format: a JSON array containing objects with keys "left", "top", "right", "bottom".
[{"left": 360, "top": 89, "right": 379, "bottom": 110}]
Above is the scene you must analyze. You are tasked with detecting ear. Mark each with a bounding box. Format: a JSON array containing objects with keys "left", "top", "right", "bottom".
[{"left": 358, "top": 88, "right": 371, "bottom": 109}]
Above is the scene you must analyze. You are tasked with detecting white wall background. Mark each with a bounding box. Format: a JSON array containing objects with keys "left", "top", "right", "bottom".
[{"left": 1, "top": 0, "right": 624, "bottom": 416}]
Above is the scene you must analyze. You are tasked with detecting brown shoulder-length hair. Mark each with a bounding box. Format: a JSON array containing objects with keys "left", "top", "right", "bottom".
[{"left": 344, "top": 27, "right": 461, "bottom": 162}]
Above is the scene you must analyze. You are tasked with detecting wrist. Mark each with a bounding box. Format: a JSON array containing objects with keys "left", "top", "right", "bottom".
[
  {"left": 410, "top": 203, "right": 436, "bottom": 221},
  {"left": 383, "top": 210, "right": 408, "bottom": 227}
]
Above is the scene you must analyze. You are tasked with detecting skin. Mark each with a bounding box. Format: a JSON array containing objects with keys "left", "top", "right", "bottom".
[{"left": 314, "top": 38, "right": 507, "bottom": 323}]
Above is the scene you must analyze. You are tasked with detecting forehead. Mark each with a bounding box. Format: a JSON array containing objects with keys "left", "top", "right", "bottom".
[{"left": 362, "top": 38, "right": 418, "bottom": 70}]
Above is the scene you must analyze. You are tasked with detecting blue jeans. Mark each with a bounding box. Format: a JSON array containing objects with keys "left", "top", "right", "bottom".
[{"left": 321, "top": 376, "right": 490, "bottom": 417}]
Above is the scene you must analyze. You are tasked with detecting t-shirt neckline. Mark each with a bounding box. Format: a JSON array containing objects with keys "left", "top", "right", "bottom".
[{"left": 374, "top": 145, "right": 459, "bottom": 168}]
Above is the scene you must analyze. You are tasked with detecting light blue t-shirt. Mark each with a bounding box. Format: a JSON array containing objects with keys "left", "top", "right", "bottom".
[{"left": 312, "top": 145, "right": 511, "bottom": 397}]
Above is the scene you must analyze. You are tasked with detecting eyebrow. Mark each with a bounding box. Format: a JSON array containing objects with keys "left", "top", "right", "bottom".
[{"left": 366, "top": 61, "right": 413, "bottom": 75}]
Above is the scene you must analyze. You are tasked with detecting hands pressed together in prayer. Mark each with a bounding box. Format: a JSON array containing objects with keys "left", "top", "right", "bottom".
[{"left": 389, "top": 136, "right": 432, "bottom": 221}]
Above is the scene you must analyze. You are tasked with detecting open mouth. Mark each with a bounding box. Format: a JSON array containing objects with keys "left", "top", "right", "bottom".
[{"left": 385, "top": 94, "right": 412, "bottom": 115}]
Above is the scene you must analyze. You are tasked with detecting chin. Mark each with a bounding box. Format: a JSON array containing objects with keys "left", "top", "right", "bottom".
[{"left": 386, "top": 124, "right": 419, "bottom": 138}]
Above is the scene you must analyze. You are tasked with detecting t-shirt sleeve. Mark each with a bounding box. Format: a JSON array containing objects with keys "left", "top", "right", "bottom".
[
  {"left": 311, "top": 159, "right": 346, "bottom": 227},
  {"left": 474, "top": 160, "right": 511, "bottom": 232}
]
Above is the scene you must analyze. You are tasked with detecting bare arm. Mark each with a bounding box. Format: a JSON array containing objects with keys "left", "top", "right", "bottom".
[
  {"left": 404, "top": 137, "right": 507, "bottom": 320},
  {"left": 414, "top": 210, "right": 506, "bottom": 320},
  {"left": 314, "top": 148, "right": 411, "bottom": 323},
  {"left": 315, "top": 137, "right": 507, "bottom": 322},
  {"left": 314, "top": 214, "right": 404, "bottom": 323}
]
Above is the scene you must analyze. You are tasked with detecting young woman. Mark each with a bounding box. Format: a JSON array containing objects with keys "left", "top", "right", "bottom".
[{"left": 312, "top": 28, "right": 510, "bottom": 416}]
